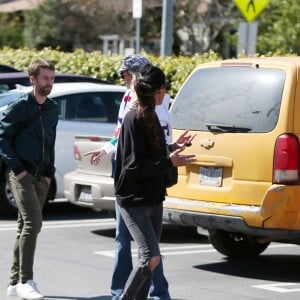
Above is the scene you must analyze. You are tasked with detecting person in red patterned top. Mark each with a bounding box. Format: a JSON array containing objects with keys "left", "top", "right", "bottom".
[{"left": 114, "top": 64, "right": 196, "bottom": 300}]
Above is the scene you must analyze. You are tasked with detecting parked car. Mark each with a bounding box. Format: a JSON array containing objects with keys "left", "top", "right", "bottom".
[
  {"left": 64, "top": 135, "right": 115, "bottom": 213},
  {"left": 63, "top": 97, "right": 173, "bottom": 214},
  {"left": 0, "top": 64, "right": 20, "bottom": 73},
  {"left": 163, "top": 56, "right": 300, "bottom": 258},
  {"left": 0, "top": 71, "right": 110, "bottom": 93},
  {"left": 0, "top": 82, "right": 126, "bottom": 214}
]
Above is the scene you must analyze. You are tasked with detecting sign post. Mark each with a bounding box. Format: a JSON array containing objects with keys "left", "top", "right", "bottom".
[
  {"left": 133, "top": 0, "right": 142, "bottom": 54},
  {"left": 234, "top": 0, "right": 270, "bottom": 56},
  {"left": 237, "top": 21, "right": 258, "bottom": 57},
  {"left": 160, "top": 0, "right": 174, "bottom": 56}
]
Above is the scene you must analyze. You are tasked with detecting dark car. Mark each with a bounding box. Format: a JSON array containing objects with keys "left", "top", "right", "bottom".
[
  {"left": 0, "top": 72, "right": 111, "bottom": 93},
  {"left": 0, "top": 64, "right": 20, "bottom": 73}
]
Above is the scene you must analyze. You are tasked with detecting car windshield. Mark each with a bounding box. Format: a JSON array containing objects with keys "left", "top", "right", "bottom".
[
  {"left": 0, "top": 91, "right": 23, "bottom": 108},
  {"left": 170, "top": 67, "right": 286, "bottom": 133}
]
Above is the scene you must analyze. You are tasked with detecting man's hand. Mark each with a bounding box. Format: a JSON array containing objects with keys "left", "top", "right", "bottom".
[{"left": 84, "top": 149, "right": 107, "bottom": 165}]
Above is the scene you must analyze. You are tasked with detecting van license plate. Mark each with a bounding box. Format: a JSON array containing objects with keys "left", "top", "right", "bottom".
[
  {"left": 79, "top": 187, "right": 92, "bottom": 203},
  {"left": 199, "top": 167, "right": 223, "bottom": 187}
]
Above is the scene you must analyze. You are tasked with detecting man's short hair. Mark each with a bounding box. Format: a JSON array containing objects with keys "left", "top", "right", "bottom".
[{"left": 28, "top": 59, "right": 55, "bottom": 77}]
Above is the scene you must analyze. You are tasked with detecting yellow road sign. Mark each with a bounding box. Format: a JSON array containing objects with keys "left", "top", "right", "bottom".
[{"left": 234, "top": 0, "right": 270, "bottom": 22}]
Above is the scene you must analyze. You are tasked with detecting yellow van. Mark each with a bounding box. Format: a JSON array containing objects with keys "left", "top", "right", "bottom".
[{"left": 164, "top": 56, "right": 300, "bottom": 258}]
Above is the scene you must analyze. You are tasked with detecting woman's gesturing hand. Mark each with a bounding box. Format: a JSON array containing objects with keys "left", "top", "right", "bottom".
[
  {"left": 169, "top": 147, "right": 196, "bottom": 167},
  {"left": 172, "top": 130, "right": 196, "bottom": 151}
]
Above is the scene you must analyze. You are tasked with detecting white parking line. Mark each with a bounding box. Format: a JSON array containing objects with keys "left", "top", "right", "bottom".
[
  {"left": 268, "top": 243, "right": 295, "bottom": 249},
  {"left": 0, "top": 218, "right": 116, "bottom": 231},
  {"left": 42, "top": 219, "right": 116, "bottom": 229},
  {"left": 94, "top": 245, "right": 217, "bottom": 257},
  {"left": 253, "top": 283, "right": 300, "bottom": 293},
  {"left": 94, "top": 243, "right": 297, "bottom": 258},
  {"left": 44, "top": 298, "right": 78, "bottom": 300}
]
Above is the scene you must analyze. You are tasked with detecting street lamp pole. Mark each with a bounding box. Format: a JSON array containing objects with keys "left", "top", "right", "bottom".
[
  {"left": 135, "top": 18, "right": 141, "bottom": 54},
  {"left": 133, "top": 0, "right": 142, "bottom": 54}
]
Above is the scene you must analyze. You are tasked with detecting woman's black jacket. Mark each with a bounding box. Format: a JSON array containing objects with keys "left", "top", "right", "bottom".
[{"left": 114, "top": 109, "right": 173, "bottom": 207}]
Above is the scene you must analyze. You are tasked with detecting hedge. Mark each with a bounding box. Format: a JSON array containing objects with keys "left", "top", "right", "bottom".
[{"left": 0, "top": 47, "right": 221, "bottom": 98}]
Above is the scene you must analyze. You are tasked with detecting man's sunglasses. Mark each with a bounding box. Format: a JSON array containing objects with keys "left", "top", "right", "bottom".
[{"left": 120, "top": 72, "right": 128, "bottom": 79}]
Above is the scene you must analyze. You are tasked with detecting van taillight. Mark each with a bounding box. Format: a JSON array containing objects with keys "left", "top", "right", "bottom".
[
  {"left": 74, "top": 145, "right": 81, "bottom": 161},
  {"left": 273, "top": 134, "right": 299, "bottom": 184}
]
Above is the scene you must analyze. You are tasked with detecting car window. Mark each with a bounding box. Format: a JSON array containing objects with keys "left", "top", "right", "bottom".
[
  {"left": 0, "top": 91, "right": 24, "bottom": 107},
  {"left": 0, "top": 73, "right": 110, "bottom": 94},
  {"left": 171, "top": 67, "right": 286, "bottom": 133},
  {"left": 0, "top": 75, "right": 30, "bottom": 92},
  {"left": 54, "top": 92, "right": 123, "bottom": 123},
  {"left": 0, "top": 84, "right": 9, "bottom": 93}
]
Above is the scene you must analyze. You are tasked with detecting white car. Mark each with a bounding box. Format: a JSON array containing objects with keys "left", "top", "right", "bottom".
[
  {"left": 63, "top": 134, "right": 116, "bottom": 213},
  {"left": 63, "top": 95, "right": 173, "bottom": 214},
  {"left": 0, "top": 82, "right": 126, "bottom": 214}
]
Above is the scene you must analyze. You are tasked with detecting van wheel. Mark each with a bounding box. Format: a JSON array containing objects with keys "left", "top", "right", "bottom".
[
  {"left": 0, "top": 169, "right": 18, "bottom": 215},
  {"left": 208, "top": 229, "right": 270, "bottom": 258}
]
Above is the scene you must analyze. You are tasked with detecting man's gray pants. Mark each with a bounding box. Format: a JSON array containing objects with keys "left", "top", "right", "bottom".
[{"left": 8, "top": 172, "right": 49, "bottom": 285}]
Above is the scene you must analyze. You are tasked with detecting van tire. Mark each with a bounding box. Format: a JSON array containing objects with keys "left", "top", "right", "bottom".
[{"left": 208, "top": 229, "right": 270, "bottom": 258}]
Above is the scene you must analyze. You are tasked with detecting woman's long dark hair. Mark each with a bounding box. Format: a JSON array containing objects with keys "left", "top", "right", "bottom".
[{"left": 134, "top": 64, "right": 166, "bottom": 151}]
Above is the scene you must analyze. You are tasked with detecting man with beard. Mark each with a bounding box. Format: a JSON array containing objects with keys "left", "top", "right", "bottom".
[{"left": 0, "top": 59, "right": 58, "bottom": 300}]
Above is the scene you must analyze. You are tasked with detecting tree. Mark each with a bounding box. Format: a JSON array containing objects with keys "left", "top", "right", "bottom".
[
  {"left": 172, "top": 0, "right": 238, "bottom": 55},
  {"left": 3, "top": 0, "right": 299, "bottom": 56},
  {"left": 24, "top": 0, "right": 134, "bottom": 51},
  {"left": 256, "top": 0, "right": 300, "bottom": 55},
  {"left": 22, "top": 0, "right": 239, "bottom": 56},
  {"left": 24, "top": 0, "right": 75, "bottom": 50},
  {"left": 0, "top": 13, "right": 24, "bottom": 48}
]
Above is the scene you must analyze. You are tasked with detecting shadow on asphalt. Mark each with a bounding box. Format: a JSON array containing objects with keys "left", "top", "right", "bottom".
[
  {"left": 91, "top": 223, "right": 208, "bottom": 244},
  {"left": 0, "top": 200, "right": 108, "bottom": 221},
  {"left": 45, "top": 296, "right": 111, "bottom": 300},
  {"left": 195, "top": 254, "right": 300, "bottom": 282},
  {"left": 45, "top": 297, "right": 185, "bottom": 300},
  {"left": 43, "top": 200, "right": 110, "bottom": 221},
  {"left": 1, "top": 199, "right": 209, "bottom": 245}
]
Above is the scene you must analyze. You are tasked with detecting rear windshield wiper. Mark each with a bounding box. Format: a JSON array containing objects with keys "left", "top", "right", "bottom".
[{"left": 205, "top": 123, "right": 252, "bottom": 133}]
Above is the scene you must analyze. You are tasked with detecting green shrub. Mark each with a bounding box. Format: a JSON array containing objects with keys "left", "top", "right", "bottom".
[{"left": 1, "top": 47, "right": 220, "bottom": 97}]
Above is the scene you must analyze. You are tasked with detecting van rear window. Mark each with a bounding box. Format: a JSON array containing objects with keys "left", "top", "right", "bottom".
[{"left": 170, "top": 67, "right": 285, "bottom": 133}]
